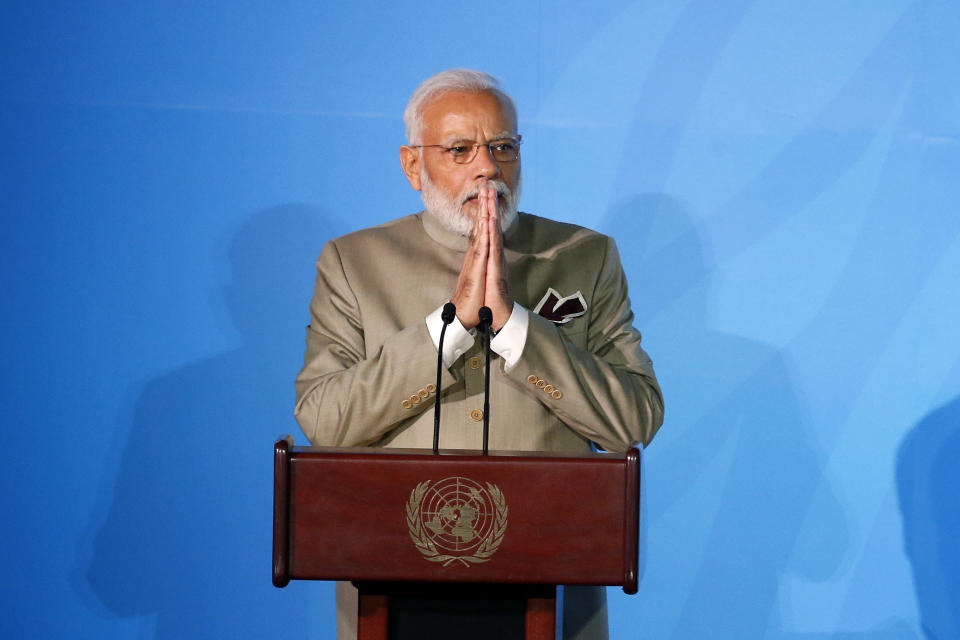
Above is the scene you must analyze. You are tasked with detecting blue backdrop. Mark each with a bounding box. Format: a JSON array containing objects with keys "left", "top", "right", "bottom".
[{"left": 2, "top": 1, "right": 958, "bottom": 638}]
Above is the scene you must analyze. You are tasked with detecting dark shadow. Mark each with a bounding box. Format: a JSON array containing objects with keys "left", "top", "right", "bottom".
[
  {"left": 602, "top": 195, "right": 848, "bottom": 638},
  {"left": 75, "top": 204, "right": 345, "bottom": 637},
  {"left": 897, "top": 390, "right": 960, "bottom": 640}
]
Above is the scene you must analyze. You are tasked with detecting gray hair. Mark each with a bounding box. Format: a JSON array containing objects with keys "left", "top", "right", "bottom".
[{"left": 403, "top": 69, "right": 518, "bottom": 143}]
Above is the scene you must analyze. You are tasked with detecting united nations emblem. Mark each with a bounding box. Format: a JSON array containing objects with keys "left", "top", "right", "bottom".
[{"left": 406, "top": 476, "right": 508, "bottom": 566}]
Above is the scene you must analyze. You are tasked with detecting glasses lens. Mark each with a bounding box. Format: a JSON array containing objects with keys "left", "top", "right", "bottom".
[
  {"left": 447, "top": 144, "right": 479, "bottom": 164},
  {"left": 490, "top": 140, "right": 519, "bottom": 162}
]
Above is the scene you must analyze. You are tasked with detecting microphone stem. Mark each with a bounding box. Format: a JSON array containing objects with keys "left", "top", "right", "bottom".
[
  {"left": 482, "top": 325, "right": 491, "bottom": 456},
  {"left": 433, "top": 322, "right": 448, "bottom": 455}
]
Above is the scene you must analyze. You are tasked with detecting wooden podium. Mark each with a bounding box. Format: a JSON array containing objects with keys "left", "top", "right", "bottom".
[{"left": 273, "top": 437, "right": 641, "bottom": 640}]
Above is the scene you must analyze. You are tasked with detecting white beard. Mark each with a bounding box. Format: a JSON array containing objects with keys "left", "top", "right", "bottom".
[{"left": 420, "top": 168, "right": 521, "bottom": 236}]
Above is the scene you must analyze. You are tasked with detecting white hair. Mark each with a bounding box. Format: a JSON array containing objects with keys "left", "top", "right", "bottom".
[{"left": 403, "top": 69, "right": 518, "bottom": 143}]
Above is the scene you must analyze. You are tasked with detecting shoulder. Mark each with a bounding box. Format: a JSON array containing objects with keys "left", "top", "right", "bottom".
[
  {"left": 319, "top": 214, "right": 430, "bottom": 264},
  {"left": 328, "top": 214, "right": 423, "bottom": 251},
  {"left": 510, "top": 212, "right": 613, "bottom": 255},
  {"left": 313, "top": 214, "right": 424, "bottom": 277}
]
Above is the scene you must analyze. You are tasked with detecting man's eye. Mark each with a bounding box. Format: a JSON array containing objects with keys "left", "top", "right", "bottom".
[
  {"left": 446, "top": 145, "right": 471, "bottom": 155},
  {"left": 493, "top": 142, "right": 517, "bottom": 153}
]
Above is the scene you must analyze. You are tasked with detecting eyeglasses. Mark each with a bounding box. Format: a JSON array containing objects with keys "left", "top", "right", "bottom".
[{"left": 409, "top": 136, "right": 522, "bottom": 164}]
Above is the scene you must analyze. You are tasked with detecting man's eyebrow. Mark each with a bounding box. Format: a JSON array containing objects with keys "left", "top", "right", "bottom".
[
  {"left": 441, "top": 132, "right": 516, "bottom": 145},
  {"left": 441, "top": 136, "right": 475, "bottom": 145}
]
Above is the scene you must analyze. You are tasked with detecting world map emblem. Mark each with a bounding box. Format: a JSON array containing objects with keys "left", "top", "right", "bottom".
[{"left": 406, "top": 476, "right": 508, "bottom": 566}]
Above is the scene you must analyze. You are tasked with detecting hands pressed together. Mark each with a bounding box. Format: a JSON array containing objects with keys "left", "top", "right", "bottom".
[{"left": 450, "top": 181, "right": 514, "bottom": 332}]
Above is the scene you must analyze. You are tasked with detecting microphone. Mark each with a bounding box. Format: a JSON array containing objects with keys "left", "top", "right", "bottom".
[
  {"left": 433, "top": 302, "right": 456, "bottom": 454},
  {"left": 441, "top": 302, "right": 457, "bottom": 325},
  {"left": 478, "top": 307, "right": 493, "bottom": 455},
  {"left": 478, "top": 306, "right": 493, "bottom": 329}
]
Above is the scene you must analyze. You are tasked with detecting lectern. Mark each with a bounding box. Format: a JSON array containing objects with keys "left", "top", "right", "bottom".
[{"left": 273, "top": 437, "right": 641, "bottom": 640}]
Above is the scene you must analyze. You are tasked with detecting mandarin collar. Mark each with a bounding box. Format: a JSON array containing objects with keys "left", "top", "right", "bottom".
[{"left": 419, "top": 210, "right": 521, "bottom": 252}]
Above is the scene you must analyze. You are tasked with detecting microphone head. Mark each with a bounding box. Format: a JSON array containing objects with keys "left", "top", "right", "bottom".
[
  {"left": 441, "top": 302, "right": 457, "bottom": 324},
  {"left": 478, "top": 306, "right": 493, "bottom": 328}
]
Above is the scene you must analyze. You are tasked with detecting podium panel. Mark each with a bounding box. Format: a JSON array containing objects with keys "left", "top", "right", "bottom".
[
  {"left": 274, "top": 441, "right": 640, "bottom": 592},
  {"left": 273, "top": 440, "right": 642, "bottom": 639}
]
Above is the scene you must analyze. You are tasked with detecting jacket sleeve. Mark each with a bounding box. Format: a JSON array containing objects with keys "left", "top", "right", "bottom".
[
  {"left": 293, "top": 240, "right": 457, "bottom": 446},
  {"left": 503, "top": 237, "right": 664, "bottom": 450}
]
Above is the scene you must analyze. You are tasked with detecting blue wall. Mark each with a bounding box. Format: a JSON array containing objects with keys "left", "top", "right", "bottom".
[{"left": 2, "top": 1, "right": 958, "bottom": 638}]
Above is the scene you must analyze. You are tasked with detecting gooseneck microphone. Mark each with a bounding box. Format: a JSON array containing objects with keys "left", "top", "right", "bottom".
[
  {"left": 432, "top": 302, "right": 457, "bottom": 454},
  {"left": 478, "top": 306, "right": 494, "bottom": 456}
]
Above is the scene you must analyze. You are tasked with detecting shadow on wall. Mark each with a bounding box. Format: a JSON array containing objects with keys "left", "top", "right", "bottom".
[
  {"left": 75, "top": 205, "right": 344, "bottom": 637},
  {"left": 898, "top": 392, "right": 960, "bottom": 640},
  {"left": 602, "top": 195, "right": 849, "bottom": 639}
]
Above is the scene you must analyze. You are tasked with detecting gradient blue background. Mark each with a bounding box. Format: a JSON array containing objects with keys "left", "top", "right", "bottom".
[{"left": 2, "top": 1, "right": 958, "bottom": 638}]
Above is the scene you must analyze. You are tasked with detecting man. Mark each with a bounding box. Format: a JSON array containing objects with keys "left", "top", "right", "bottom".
[{"left": 295, "top": 69, "right": 663, "bottom": 640}]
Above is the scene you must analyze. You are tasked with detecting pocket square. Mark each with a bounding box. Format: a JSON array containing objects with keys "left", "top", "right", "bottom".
[{"left": 533, "top": 288, "right": 587, "bottom": 324}]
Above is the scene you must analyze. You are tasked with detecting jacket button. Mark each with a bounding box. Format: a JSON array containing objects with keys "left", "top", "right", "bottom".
[
  {"left": 470, "top": 409, "right": 484, "bottom": 421},
  {"left": 418, "top": 388, "right": 429, "bottom": 399},
  {"left": 527, "top": 375, "right": 538, "bottom": 384},
  {"left": 552, "top": 389, "right": 563, "bottom": 400},
  {"left": 469, "top": 356, "right": 483, "bottom": 369},
  {"left": 426, "top": 383, "right": 436, "bottom": 393},
  {"left": 544, "top": 384, "right": 555, "bottom": 394},
  {"left": 401, "top": 399, "right": 412, "bottom": 409},
  {"left": 536, "top": 379, "right": 547, "bottom": 389},
  {"left": 410, "top": 394, "right": 422, "bottom": 405}
]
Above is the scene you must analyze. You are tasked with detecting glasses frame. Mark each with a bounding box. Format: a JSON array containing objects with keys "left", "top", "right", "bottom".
[{"left": 408, "top": 135, "right": 523, "bottom": 164}]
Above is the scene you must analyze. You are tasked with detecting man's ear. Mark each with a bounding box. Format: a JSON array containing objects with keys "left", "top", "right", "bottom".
[{"left": 399, "top": 146, "right": 422, "bottom": 191}]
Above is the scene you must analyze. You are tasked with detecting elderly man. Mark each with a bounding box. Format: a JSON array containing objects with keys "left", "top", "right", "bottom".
[{"left": 295, "top": 69, "right": 663, "bottom": 640}]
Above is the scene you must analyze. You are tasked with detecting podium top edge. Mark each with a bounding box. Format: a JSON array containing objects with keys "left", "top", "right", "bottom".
[{"left": 279, "top": 442, "right": 640, "bottom": 461}]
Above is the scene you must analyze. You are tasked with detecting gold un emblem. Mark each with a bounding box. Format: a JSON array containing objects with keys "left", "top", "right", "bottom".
[{"left": 406, "top": 476, "right": 508, "bottom": 567}]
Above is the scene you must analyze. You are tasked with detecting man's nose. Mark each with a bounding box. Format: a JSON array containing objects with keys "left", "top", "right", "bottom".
[{"left": 472, "top": 144, "right": 501, "bottom": 179}]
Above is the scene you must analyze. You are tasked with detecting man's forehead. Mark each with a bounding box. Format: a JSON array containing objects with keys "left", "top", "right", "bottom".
[{"left": 420, "top": 90, "right": 516, "bottom": 140}]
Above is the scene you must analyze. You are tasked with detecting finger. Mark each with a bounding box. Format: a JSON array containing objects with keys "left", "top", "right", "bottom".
[
  {"left": 488, "top": 190, "right": 504, "bottom": 264},
  {"left": 487, "top": 203, "right": 502, "bottom": 265},
  {"left": 484, "top": 192, "right": 512, "bottom": 330},
  {"left": 465, "top": 211, "right": 488, "bottom": 283},
  {"left": 487, "top": 218, "right": 506, "bottom": 296},
  {"left": 474, "top": 181, "right": 487, "bottom": 224},
  {"left": 485, "top": 181, "right": 499, "bottom": 227},
  {"left": 452, "top": 192, "right": 490, "bottom": 328},
  {"left": 469, "top": 191, "right": 486, "bottom": 241}
]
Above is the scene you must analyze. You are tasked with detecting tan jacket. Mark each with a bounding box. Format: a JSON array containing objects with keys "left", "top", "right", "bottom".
[{"left": 295, "top": 211, "right": 663, "bottom": 639}]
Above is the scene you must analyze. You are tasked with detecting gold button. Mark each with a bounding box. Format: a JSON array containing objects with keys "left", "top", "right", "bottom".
[
  {"left": 410, "top": 394, "right": 422, "bottom": 405},
  {"left": 469, "top": 356, "right": 483, "bottom": 369},
  {"left": 401, "top": 399, "right": 412, "bottom": 409},
  {"left": 527, "top": 375, "right": 538, "bottom": 384},
  {"left": 470, "top": 409, "right": 484, "bottom": 421},
  {"left": 552, "top": 389, "right": 563, "bottom": 400},
  {"left": 536, "top": 379, "right": 547, "bottom": 389},
  {"left": 418, "top": 388, "right": 429, "bottom": 399},
  {"left": 426, "top": 383, "right": 436, "bottom": 393},
  {"left": 543, "top": 384, "right": 555, "bottom": 394}
]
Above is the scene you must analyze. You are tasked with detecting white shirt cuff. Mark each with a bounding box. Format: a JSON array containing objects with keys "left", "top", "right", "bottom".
[
  {"left": 490, "top": 302, "right": 529, "bottom": 372},
  {"left": 425, "top": 304, "right": 475, "bottom": 368}
]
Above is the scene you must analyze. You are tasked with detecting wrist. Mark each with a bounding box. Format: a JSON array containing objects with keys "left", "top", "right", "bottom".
[{"left": 492, "top": 302, "right": 514, "bottom": 332}]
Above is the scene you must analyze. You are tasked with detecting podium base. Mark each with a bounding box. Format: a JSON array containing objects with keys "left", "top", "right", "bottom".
[{"left": 357, "top": 582, "right": 559, "bottom": 640}]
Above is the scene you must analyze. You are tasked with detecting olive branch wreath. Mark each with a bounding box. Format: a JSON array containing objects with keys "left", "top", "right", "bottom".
[{"left": 406, "top": 480, "right": 508, "bottom": 567}]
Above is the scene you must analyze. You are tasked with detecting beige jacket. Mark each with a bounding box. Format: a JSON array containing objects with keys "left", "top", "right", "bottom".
[{"left": 295, "top": 211, "right": 663, "bottom": 639}]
